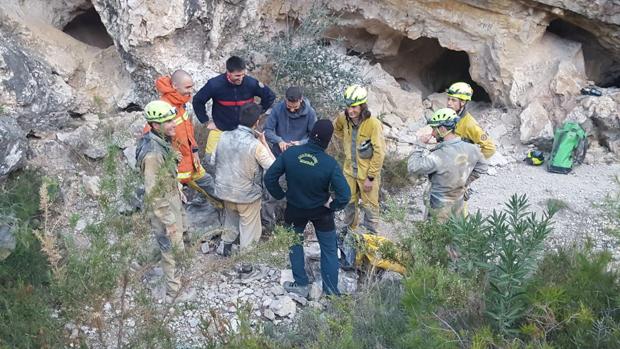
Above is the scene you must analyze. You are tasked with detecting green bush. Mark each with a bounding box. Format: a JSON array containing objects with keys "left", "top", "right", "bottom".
[
  {"left": 0, "top": 171, "right": 63, "bottom": 348},
  {"left": 524, "top": 246, "right": 620, "bottom": 348},
  {"left": 240, "top": 4, "right": 367, "bottom": 116},
  {"left": 450, "top": 194, "right": 556, "bottom": 336}
]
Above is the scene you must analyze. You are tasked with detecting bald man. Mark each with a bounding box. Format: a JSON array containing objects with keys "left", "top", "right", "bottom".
[{"left": 145, "top": 70, "right": 222, "bottom": 209}]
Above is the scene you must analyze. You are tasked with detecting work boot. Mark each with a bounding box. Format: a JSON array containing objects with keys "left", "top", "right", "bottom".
[
  {"left": 165, "top": 287, "right": 196, "bottom": 304},
  {"left": 283, "top": 281, "right": 309, "bottom": 298}
]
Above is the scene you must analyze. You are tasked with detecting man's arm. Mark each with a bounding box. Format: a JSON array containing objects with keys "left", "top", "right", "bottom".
[
  {"left": 333, "top": 115, "right": 344, "bottom": 140},
  {"left": 264, "top": 155, "right": 286, "bottom": 200},
  {"left": 264, "top": 107, "right": 283, "bottom": 145},
  {"left": 366, "top": 119, "right": 386, "bottom": 179},
  {"left": 192, "top": 81, "right": 213, "bottom": 124},
  {"left": 255, "top": 141, "right": 275, "bottom": 170},
  {"left": 143, "top": 154, "right": 177, "bottom": 227},
  {"left": 328, "top": 163, "right": 351, "bottom": 211},
  {"left": 466, "top": 152, "right": 488, "bottom": 186},
  {"left": 407, "top": 147, "right": 440, "bottom": 177},
  {"left": 461, "top": 117, "right": 496, "bottom": 159}
]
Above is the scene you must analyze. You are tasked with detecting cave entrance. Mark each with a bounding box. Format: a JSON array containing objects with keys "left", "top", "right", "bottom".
[
  {"left": 62, "top": 6, "right": 113, "bottom": 49},
  {"left": 546, "top": 18, "right": 620, "bottom": 88},
  {"left": 373, "top": 36, "right": 491, "bottom": 102}
]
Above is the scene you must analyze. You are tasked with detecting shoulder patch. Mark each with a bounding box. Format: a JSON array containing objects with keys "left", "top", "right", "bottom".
[
  {"left": 258, "top": 81, "right": 265, "bottom": 88},
  {"left": 480, "top": 134, "right": 488, "bottom": 141}
]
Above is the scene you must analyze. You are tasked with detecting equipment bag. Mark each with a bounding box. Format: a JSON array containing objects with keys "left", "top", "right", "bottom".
[{"left": 547, "top": 122, "right": 587, "bottom": 174}]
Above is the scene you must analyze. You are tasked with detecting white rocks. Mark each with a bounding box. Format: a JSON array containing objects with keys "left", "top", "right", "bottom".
[
  {"left": 0, "top": 224, "right": 16, "bottom": 261},
  {"left": 304, "top": 242, "right": 321, "bottom": 260},
  {"left": 0, "top": 117, "right": 27, "bottom": 178},
  {"left": 271, "top": 285, "right": 285, "bottom": 296},
  {"left": 308, "top": 281, "right": 323, "bottom": 301},
  {"left": 188, "top": 317, "right": 200, "bottom": 328},
  {"left": 263, "top": 309, "right": 276, "bottom": 321},
  {"left": 519, "top": 101, "right": 554, "bottom": 145},
  {"left": 82, "top": 175, "right": 101, "bottom": 197},
  {"left": 279, "top": 269, "right": 294, "bottom": 285},
  {"left": 270, "top": 296, "right": 297, "bottom": 318},
  {"left": 487, "top": 152, "right": 510, "bottom": 167}
]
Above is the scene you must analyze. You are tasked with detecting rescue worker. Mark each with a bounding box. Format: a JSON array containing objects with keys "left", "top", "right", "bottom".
[
  {"left": 144, "top": 70, "right": 221, "bottom": 208},
  {"left": 445, "top": 82, "right": 496, "bottom": 159},
  {"left": 192, "top": 56, "right": 276, "bottom": 163},
  {"left": 264, "top": 86, "right": 317, "bottom": 157},
  {"left": 408, "top": 108, "right": 488, "bottom": 222},
  {"left": 136, "top": 100, "right": 195, "bottom": 303},
  {"left": 213, "top": 102, "right": 275, "bottom": 256},
  {"left": 334, "top": 85, "right": 385, "bottom": 234},
  {"left": 264, "top": 120, "right": 351, "bottom": 297}
]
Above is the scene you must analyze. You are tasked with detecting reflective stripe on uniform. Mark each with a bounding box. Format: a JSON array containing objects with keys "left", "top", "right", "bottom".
[
  {"left": 177, "top": 172, "right": 192, "bottom": 180},
  {"left": 216, "top": 98, "right": 254, "bottom": 107}
]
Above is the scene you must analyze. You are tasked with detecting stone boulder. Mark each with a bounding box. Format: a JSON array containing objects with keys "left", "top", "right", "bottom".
[
  {"left": 519, "top": 101, "right": 554, "bottom": 147},
  {"left": 0, "top": 116, "right": 27, "bottom": 178},
  {"left": 0, "top": 223, "right": 16, "bottom": 261}
]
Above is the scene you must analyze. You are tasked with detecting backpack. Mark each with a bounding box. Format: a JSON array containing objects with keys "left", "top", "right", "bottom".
[{"left": 547, "top": 122, "right": 587, "bottom": 174}]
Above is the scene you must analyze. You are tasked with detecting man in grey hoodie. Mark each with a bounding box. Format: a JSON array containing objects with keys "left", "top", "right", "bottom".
[{"left": 264, "top": 86, "right": 318, "bottom": 157}]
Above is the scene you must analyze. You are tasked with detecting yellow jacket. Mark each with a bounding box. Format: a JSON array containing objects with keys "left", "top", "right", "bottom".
[
  {"left": 334, "top": 113, "right": 386, "bottom": 180},
  {"left": 455, "top": 112, "right": 495, "bottom": 159}
]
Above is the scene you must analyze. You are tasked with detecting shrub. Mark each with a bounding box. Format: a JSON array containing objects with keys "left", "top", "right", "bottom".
[
  {"left": 240, "top": 4, "right": 368, "bottom": 116},
  {"left": 0, "top": 171, "right": 63, "bottom": 348},
  {"left": 450, "top": 194, "right": 556, "bottom": 336},
  {"left": 524, "top": 246, "right": 620, "bottom": 348}
]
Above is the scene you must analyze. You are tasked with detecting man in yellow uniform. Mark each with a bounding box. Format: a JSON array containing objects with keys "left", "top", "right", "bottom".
[
  {"left": 334, "top": 85, "right": 385, "bottom": 234},
  {"left": 446, "top": 82, "right": 495, "bottom": 159}
]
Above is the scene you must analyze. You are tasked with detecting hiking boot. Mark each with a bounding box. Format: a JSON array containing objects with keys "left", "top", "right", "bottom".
[
  {"left": 283, "top": 281, "right": 309, "bottom": 298},
  {"left": 165, "top": 287, "right": 196, "bottom": 304}
]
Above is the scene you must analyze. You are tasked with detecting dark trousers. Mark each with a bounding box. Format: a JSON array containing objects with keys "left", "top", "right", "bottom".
[{"left": 285, "top": 205, "right": 340, "bottom": 295}]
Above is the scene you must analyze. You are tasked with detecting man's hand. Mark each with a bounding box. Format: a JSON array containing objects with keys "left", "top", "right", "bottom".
[
  {"left": 363, "top": 178, "right": 373, "bottom": 192},
  {"left": 278, "top": 141, "right": 290, "bottom": 152},
  {"left": 207, "top": 121, "right": 217, "bottom": 130},
  {"left": 290, "top": 141, "right": 300, "bottom": 146},
  {"left": 418, "top": 133, "right": 434, "bottom": 144}
]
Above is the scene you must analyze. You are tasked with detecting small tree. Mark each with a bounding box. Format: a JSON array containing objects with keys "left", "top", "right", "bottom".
[{"left": 240, "top": 4, "right": 369, "bottom": 116}]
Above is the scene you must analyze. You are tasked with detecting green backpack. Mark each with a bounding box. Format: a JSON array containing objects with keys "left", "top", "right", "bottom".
[{"left": 547, "top": 121, "right": 587, "bottom": 174}]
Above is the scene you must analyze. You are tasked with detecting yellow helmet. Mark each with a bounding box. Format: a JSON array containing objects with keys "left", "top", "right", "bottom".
[
  {"left": 428, "top": 108, "right": 458, "bottom": 129},
  {"left": 343, "top": 84, "right": 368, "bottom": 107},
  {"left": 447, "top": 82, "right": 473, "bottom": 101},
  {"left": 144, "top": 100, "right": 177, "bottom": 124}
]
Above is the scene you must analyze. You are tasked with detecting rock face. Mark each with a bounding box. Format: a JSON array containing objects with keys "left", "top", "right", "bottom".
[
  {"left": 0, "top": 116, "right": 27, "bottom": 178},
  {"left": 0, "top": 0, "right": 618, "bottom": 172}
]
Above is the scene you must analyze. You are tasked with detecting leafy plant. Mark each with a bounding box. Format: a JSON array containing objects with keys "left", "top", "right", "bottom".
[
  {"left": 240, "top": 4, "right": 368, "bottom": 116},
  {"left": 450, "top": 194, "right": 557, "bottom": 336}
]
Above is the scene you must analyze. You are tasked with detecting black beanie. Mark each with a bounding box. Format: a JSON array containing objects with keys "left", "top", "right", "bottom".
[{"left": 310, "top": 119, "right": 334, "bottom": 149}]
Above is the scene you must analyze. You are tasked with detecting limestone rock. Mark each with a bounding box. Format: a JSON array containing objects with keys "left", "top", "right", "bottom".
[
  {"left": 279, "top": 269, "right": 294, "bottom": 285},
  {"left": 304, "top": 242, "right": 321, "bottom": 260},
  {"left": 0, "top": 116, "right": 27, "bottom": 178},
  {"left": 82, "top": 175, "right": 101, "bottom": 197},
  {"left": 338, "top": 271, "right": 359, "bottom": 295},
  {"left": 519, "top": 101, "right": 554, "bottom": 146},
  {"left": 0, "top": 224, "right": 16, "bottom": 261},
  {"left": 269, "top": 296, "right": 296, "bottom": 318},
  {"left": 308, "top": 282, "right": 323, "bottom": 301}
]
